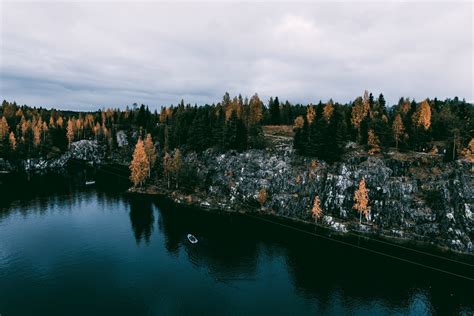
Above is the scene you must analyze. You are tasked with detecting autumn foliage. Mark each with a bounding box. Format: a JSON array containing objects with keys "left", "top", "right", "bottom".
[
  {"left": 353, "top": 178, "right": 369, "bottom": 223},
  {"left": 129, "top": 138, "right": 149, "bottom": 187},
  {"left": 144, "top": 133, "right": 157, "bottom": 173},
  {"left": 311, "top": 195, "right": 323, "bottom": 221},
  {"left": 257, "top": 188, "right": 268, "bottom": 207},
  {"left": 392, "top": 114, "right": 405, "bottom": 149},
  {"left": 413, "top": 99, "right": 431, "bottom": 130},
  {"left": 367, "top": 129, "right": 380, "bottom": 155}
]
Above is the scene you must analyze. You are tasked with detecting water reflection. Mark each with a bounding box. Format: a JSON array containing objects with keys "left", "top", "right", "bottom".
[
  {"left": 156, "top": 199, "right": 260, "bottom": 281},
  {"left": 153, "top": 198, "right": 473, "bottom": 315},
  {"left": 128, "top": 198, "right": 154, "bottom": 244},
  {"left": 0, "top": 173, "right": 472, "bottom": 315}
]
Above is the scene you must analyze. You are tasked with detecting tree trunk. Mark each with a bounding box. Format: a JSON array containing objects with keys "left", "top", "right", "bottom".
[{"left": 453, "top": 138, "right": 456, "bottom": 161}]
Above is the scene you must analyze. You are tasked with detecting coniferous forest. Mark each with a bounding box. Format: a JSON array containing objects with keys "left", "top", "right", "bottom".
[
  {"left": 2, "top": 3, "right": 474, "bottom": 315},
  {"left": 1, "top": 91, "right": 473, "bottom": 167}
]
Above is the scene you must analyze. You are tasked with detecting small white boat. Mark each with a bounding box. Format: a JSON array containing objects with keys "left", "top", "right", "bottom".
[
  {"left": 187, "top": 234, "right": 198, "bottom": 244},
  {"left": 85, "top": 181, "right": 96, "bottom": 185}
]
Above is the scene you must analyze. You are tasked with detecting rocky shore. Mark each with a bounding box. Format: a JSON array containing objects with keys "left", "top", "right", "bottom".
[
  {"left": 132, "top": 136, "right": 474, "bottom": 255},
  {"left": 2, "top": 136, "right": 472, "bottom": 254}
]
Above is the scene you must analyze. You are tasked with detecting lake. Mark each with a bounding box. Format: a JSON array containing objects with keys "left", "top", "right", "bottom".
[{"left": 0, "top": 172, "right": 472, "bottom": 315}]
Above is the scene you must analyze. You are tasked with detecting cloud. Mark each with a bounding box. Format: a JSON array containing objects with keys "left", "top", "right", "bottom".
[{"left": 1, "top": 2, "right": 472, "bottom": 111}]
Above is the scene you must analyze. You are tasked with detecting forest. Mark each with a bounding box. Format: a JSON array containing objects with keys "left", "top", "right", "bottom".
[{"left": 1, "top": 92, "right": 473, "bottom": 174}]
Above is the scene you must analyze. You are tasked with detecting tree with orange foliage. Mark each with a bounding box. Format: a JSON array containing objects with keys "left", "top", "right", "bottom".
[
  {"left": 9, "top": 132, "right": 16, "bottom": 150},
  {"left": 75, "top": 117, "right": 83, "bottom": 139},
  {"left": 56, "top": 116, "right": 64, "bottom": 128},
  {"left": 461, "top": 138, "right": 474, "bottom": 162},
  {"left": 0, "top": 117, "right": 9, "bottom": 140},
  {"left": 257, "top": 188, "right": 268, "bottom": 208},
  {"left": 33, "top": 121, "right": 41, "bottom": 147},
  {"left": 392, "top": 114, "right": 405, "bottom": 149},
  {"left": 66, "top": 119, "right": 75, "bottom": 147},
  {"left": 93, "top": 122, "right": 101, "bottom": 139},
  {"left": 160, "top": 106, "right": 173, "bottom": 124},
  {"left": 248, "top": 94, "right": 263, "bottom": 125},
  {"left": 311, "top": 195, "right": 323, "bottom": 222},
  {"left": 144, "top": 133, "right": 157, "bottom": 176},
  {"left": 129, "top": 138, "right": 149, "bottom": 187},
  {"left": 42, "top": 121, "right": 48, "bottom": 142},
  {"left": 294, "top": 116, "right": 304, "bottom": 129},
  {"left": 351, "top": 92, "right": 370, "bottom": 142},
  {"left": 323, "top": 100, "right": 334, "bottom": 122},
  {"left": 367, "top": 129, "right": 380, "bottom": 155},
  {"left": 20, "top": 117, "right": 30, "bottom": 139},
  {"left": 353, "top": 178, "right": 369, "bottom": 223},
  {"left": 306, "top": 104, "right": 316, "bottom": 125},
  {"left": 351, "top": 92, "right": 370, "bottom": 129},
  {"left": 413, "top": 99, "right": 431, "bottom": 130}
]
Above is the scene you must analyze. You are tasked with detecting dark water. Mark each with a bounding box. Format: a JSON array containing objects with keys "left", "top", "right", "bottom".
[{"left": 0, "top": 172, "right": 473, "bottom": 315}]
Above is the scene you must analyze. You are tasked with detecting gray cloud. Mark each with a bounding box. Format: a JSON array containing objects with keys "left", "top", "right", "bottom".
[{"left": 1, "top": 2, "right": 472, "bottom": 111}]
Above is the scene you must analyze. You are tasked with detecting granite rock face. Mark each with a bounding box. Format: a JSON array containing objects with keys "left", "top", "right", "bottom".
[
  {"left": 181, "top": 143, "right": 474, "bottom": 253},
  {"left": 22, "top": 140, "right": 105, "bottom": 171}
]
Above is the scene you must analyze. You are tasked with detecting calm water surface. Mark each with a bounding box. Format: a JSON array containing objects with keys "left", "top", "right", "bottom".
[{"left": 0, "top": 173, "right": 472, "bottom": 315}]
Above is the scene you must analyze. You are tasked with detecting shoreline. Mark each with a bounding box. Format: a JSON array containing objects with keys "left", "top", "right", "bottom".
[{"left": 126, "top": 186, "right": 474, "bottom": 260}]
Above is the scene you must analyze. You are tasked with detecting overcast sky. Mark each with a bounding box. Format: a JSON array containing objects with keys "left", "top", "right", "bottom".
[{"left": 1, "top": 1, "right": 472, "bottom": 111}]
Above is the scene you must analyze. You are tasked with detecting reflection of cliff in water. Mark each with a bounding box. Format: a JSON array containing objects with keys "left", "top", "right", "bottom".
[
  {"left": 155, "top": 198, "right": 473, "bottom": 315},
  {"left": 128, "top": 198, "right": 154, "bottom": 244},
  {"left": 0, "top": 169, "right": 128, "bottom": 221},
  {"left": 155, "top": 199, "right": 259, "bottom": 281},
  {"left": 280, "top": 226, "right": 472, "bottom": 315}
]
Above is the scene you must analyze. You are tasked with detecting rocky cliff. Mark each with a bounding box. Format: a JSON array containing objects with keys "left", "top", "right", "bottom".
[
  {"left": 19, "top": 140, "right": 106, "bottom": 172},
  {"left": 158, "top": 136, "right": 473, "bottom": 254}
]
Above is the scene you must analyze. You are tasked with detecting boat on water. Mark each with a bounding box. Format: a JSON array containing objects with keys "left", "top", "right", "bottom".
[
  {"left": 85, "top": 181, "right": 96, "bottom": 185},
  {"left": 187, "top": 234, "right": 198, "bottom": 244}
]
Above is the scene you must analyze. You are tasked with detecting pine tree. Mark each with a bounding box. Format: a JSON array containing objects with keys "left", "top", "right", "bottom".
[
  {"left": 294, "top": 116, "right": 309, "bottom": 154},
  {"left": 269, "top": 96, "right": 280, "bottom": 125},
  {"left": 311, "top": 195, "right": 323, "bottom": 222},
  {"left": 172, "top": 149, "right": 182, "bottom": 189},
  {"left": 353, "top": 178, "right": 369, "bottom": 223},
  {"left": 129, "top": 138, "right": 149, "bottom": 187},
  {"left": 392, "top": 114, "right": 405, "bottom": 149}
]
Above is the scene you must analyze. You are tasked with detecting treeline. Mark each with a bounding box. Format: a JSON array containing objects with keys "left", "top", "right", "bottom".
[
  {"left": 293, "top": 92, "right": 474, "bottom": 162},
  {"left": 0, "top": 93, "right": 274, "bottom": 161},
  {"left": 156, "top": 93, "right": 268, "bottom": 152},
  {"left": 1, "top": 92, "right": 473, "bottom": 166},
  {"left": 0, "top": 100, "right": 160, "bottom": 160}
]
